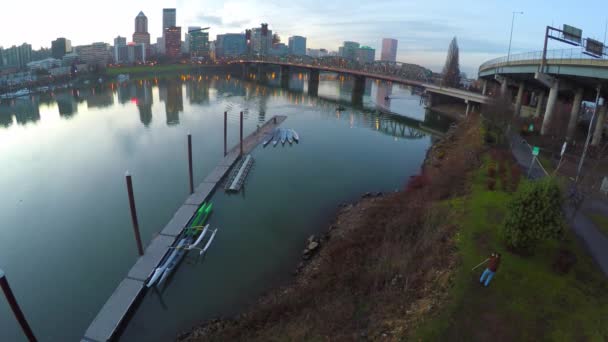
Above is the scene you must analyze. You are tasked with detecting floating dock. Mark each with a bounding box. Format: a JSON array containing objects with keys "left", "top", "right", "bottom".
[
  {"left": 225, "top": 154, "right": 254, "bottom": 192},
  {"left": 82, "top": 115, "right": 286, "bottom": 342}
]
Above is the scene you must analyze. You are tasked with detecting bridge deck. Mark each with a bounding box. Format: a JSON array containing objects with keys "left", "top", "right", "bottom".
[
  {"left": 237, "top": 60, "right": 489, "bottom": 104},
  {"left": 82, "top": 115, "right": 287, "bottom": 342}
]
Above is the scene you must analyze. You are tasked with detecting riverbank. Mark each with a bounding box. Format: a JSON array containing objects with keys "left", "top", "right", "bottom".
[{"left": 178, "top": 115, "right": 484, "bottom": 341}]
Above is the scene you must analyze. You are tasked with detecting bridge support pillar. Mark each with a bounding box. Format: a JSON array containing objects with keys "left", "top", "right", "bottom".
[
  {"left": 481, "top": 79, "right": 488, "bottom": 96},
  {"left": 567, "top": 88, "right": 584, "bottom": 141},
  {"left": 465, "top": 101, "right": 471, "bottom": 117},
  {"left": 308, "top": 69, "right": 319, "bottom": 96},
  {"left": 500, "top": 79, "right": 508, "bottom": 95},
  {"left": 540, "top": 79, "right": 560, "bottom": 135},
  {"left": 280, "top": 65, "right": 290, "bottom": 88},
  {"left": 352, "top": 76, "right": 366, "bottom": 106},
  {"left": 591, "top": 103, "right": 608, "bottom": 146},
  {"left": 515, "top": 82, "right": 525, "bottom": 117},
  {"left": 241, "top": 64, "right": 248, "bottom": 78},
  {"left": 535, "top": 91, "right": 545, "bottom": 117}
]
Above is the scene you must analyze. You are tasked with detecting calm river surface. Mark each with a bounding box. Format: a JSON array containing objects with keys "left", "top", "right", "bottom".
[{"left": 0, "top": 70, "right": 452, "bottom": 341}]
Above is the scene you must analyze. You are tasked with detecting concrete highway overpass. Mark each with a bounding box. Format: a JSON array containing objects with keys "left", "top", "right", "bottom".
[{"left": 478, "top": 48, "right": 608, "bottom": 143}]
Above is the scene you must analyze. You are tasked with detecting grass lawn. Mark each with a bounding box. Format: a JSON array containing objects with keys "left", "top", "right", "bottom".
[
  {"left": 588, "top": 213, "right": 608, "bottom": 238},
  {"left": 105, "top": 64, "right": 195, "bottom": 76},
  {"left": 412, "top": 156, "right": 608, "bottom": 341}
]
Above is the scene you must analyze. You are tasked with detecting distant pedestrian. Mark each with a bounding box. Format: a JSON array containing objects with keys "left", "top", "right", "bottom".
[{"left": 479, "top": 252, "right": 501, "bottom": 287}]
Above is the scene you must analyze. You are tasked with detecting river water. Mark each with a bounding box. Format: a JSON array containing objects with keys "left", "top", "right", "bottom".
[{"left": 0, "top": 70, "right": 452, "bottom": 341}]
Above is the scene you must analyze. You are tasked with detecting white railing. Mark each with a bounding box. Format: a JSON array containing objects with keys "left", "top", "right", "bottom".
[{"left": 479, "top": 48, "right": 608, "bottom": 71}]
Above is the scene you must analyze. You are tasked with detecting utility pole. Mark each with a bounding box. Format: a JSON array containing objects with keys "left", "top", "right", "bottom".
[{"left": 507, "top": 11, "right": 524, "bottom": 63}]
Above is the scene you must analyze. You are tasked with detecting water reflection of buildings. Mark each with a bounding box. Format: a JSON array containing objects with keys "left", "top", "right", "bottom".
[
  {"left": 161, "top": 79, "right": 183, "bottom": 125},
  {"left": 55, "top": 92, "right": 78, "bottom": 119},
  {"left": 0, "top": 99, "right": 41, "bottom": 126},
  {"left": 86, "top": 86, "right": 114, "bottom": 109},
  {"left": 376, "top": 82, "right": 393, "bottom": 109},
  {"left": 186, "top": 81, "right": 210, "bottom": 105}
]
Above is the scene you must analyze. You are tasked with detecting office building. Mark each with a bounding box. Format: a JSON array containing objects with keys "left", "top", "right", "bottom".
[
  {"left": 1, "top": 43, "right": 32, "bottom": 69},
  {"left": 113, "top": 36, "right": 127, "bottom": 62},
  {"left": 164, "top": 26, "right": 182, "bottom": 58},
  {"left": 51, "top": 38, "right": 72, "bottom": 59},
  {"left": 133, "top": 11, "right": 151, "bottom": 49},
  {"left": 188, "top": 28, "right": 209, "bottom": 57},
  {"left": 163, "top": 8, "right": 176, "bottom": 32},
  {"left": 76, "top": 42, "right": 110, "bottom": 66},
  {"left": 115, "top": 43, "right": 146, "bottom": 64},
  {"left": 381, "top": 38, "right": 398, "bottom": 62},
  {"left": 251, "top": 24, "right": 272, "bottom": 55},
  {"left": 215, "top": 33, "right": 247, "bottom": 57},
  {"left": 340, "top": 41, "right": 360, "bottom": 60},
  {"left": 355, "top": 46, "right": 375, "bottom": 64},
  {"left": 306, "top": 48, "right": 328, "bottom": 58},
  {"left": 270, "top": 43, "right": 288, "bottom": 56},
  {"left": 288, "top": 36, "right": 306, "bottom": 56}
]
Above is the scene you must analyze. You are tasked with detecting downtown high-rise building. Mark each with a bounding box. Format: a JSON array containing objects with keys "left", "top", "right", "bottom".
[
  {"left": 133, "top": 11, "right": 151, "bottom": 49},
  {"left": 381, "top": 38, "right": 398, "bottom": 62},
  {"left": 0, "top": 43, "right": 32, "bottom": 69},
  {"left": 355, "top": 46, "right": 375, "bottom": 64},
  {"left": 340, "top": 41, "right": 360, "bottom": 60},
  {"left": 164, "top": 26, "right": 182, "bottom": 58},
  {"left": 51, "top": 38, "right": 72, "bottom": 59},
  {"left": 216, "top": 33, "right": 247, "bottom": 58},
  {"left": 163, "top": 9, "right": 176, "bottom": 32},
  {"left": 250, "top": 24, "right": 272, "bottom": 55},
  {"left": 288, "top": 36, "right": 306, "bottom": 56}
]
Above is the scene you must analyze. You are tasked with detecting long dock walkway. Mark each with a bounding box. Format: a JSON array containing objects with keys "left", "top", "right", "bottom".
[{"left": 82, "top": 115, "right": 287, "bottom": 342}]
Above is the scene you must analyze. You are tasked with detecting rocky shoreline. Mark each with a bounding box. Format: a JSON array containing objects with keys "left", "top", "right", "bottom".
[{"left": 178, "top": 116, "right": 477, "bottom": 341}]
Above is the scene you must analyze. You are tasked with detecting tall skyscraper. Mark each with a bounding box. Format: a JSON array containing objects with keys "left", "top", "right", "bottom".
[
  {"left": 189, "top": 29, "right": 209, "bottom": 57},
  {"left": 251, "top": 24, "right": 272, "bottom": 55},
  {"left": 2, "top": 43, "right": 32, "bottom": 69},
  {"left": 381, "top": 38, "right": 398, "bottom": 62},
  {"left": 133, "top": 11, "right": 151, "bottom": 49},
  {"left": 341, "top": 41, "right": 360, "bottom": 60},
  {"left": 164, "top": 26, "right": 182, "bottom": 58},
  {"left": 51, "top": 38, "right": 72, "bottom": 59},
  {"left": 288, "top": 36, "right": 306, "bottom": 56},
  {"left": 163, "top": 9, "right": 177, "bottom": 32}
]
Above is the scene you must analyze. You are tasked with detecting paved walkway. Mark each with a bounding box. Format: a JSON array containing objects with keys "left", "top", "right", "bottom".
[{"left": 508, "top": 131, "right": 608, "bottom": 276}]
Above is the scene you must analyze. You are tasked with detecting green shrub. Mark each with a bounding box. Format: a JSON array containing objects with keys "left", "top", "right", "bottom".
[{"left": 501, "top": 177, "right": 565, "bottom": 251}]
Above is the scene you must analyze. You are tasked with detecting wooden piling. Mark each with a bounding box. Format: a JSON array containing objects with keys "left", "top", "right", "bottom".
[
  {"left": 0, "top": 270, "right": 37, "bottom": 342},
  {"left": 187, "top": 134, "right": 194, "bottom": 194},
  {"left": 223, "top": 111, "right": 227, "bottom": 156},
  {"left": 125, "top": 173, "right": 144, "bottom": 256},
  {"left": 240, "top": 111, "right": 244, "bottom": 156}
]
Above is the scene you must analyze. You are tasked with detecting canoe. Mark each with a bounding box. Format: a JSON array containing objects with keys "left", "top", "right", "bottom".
[
  {"left": 286, "top": 129, "right": 294, "bottom": 144},
  {"left": 158, "top": 238, "right": 189, "bottom": 286},
  {"left": 200, "top": 229, "right": 218, "bottom": 256},
  {"left": 147, "top": 238, "right": 188, "bottom": 288},
  {"left": 280, "top": 128, "right": 287, "bottom": 145},
  {"left": 262, "top": 129, "right": 275, "bottom": 147},
  {"left": 272, "top": 128, "right": 281, "bottom": 147},
  {"left": 291, "top": 129, "right": 300, "bottom": 143},
  {"left": 188, "top": 224, "right": 210, "bottom": 250}
]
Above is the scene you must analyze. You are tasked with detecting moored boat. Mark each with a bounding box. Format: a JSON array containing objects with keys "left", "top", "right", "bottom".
[
  {"left": 291, "top": 129, "right": 300, "bottom": 143},
  {"left": 286, "top": 129, "right": 294, "bottom": 144}
]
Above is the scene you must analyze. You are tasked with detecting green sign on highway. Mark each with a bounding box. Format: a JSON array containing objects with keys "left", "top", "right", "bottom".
[{"left": 532, "top": 146, "right": 540, "bottom": 156}]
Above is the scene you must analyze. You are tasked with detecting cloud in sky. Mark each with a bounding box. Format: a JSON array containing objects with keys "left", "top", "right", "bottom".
[{"left": 2, "top": 0, "right": 608, "bottom": 75}]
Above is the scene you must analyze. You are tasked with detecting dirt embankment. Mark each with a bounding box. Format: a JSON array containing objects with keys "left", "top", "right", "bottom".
[{"left": 178, "top": 115, "right": 484, "bottom": 341}]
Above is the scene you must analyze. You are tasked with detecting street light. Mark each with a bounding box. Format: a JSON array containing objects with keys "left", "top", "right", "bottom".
[{"left": 507, "top": 11, "right": 524, "bottom": 63}]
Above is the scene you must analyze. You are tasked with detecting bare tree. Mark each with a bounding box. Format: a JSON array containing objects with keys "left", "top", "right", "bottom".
[
  {"left": 482, "top": 90, "right": 514, "bottom": 145},
  {"left": 441, "top": 37, "right": 461, "bottom": 88}
]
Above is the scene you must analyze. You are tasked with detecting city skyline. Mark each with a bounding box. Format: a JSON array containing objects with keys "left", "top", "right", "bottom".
[{"left": 2, "top": 0, "right": 608, "bottom": 75}]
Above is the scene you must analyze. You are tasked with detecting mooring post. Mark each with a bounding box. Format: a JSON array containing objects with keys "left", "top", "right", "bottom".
[
  {"left": 125, "top": 172, "right": 144, "bottom": 256},
  {"left": 187, "top": 133, "right": 194, "bottom": 194},
  {"left": 240, "top": 111, "right": 244, "bottom": 156},
  {"left": 223, "top": 111, "right": 227, "bottom": 156},
  {"left": 0, "top": 269, "right": 37, "bottom": 342}
]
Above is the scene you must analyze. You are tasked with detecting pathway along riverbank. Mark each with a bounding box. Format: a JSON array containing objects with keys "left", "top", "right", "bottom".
[{"left": 177, "top": 115, "right": 484, "bottom": 341}]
